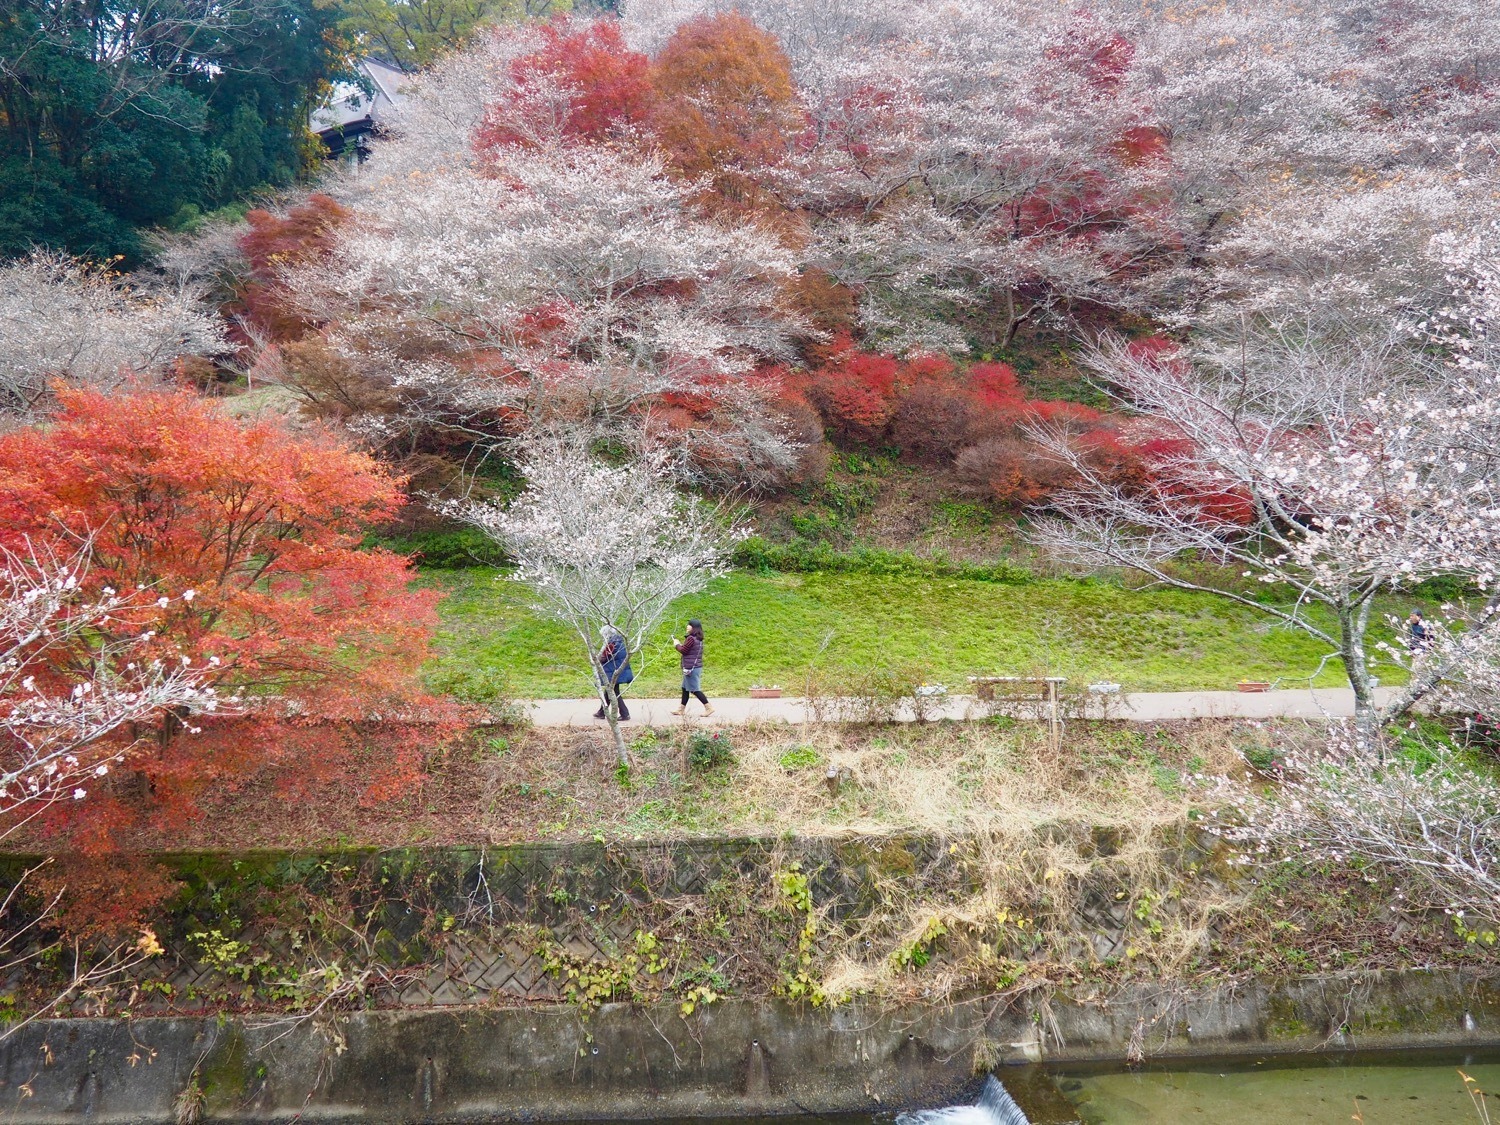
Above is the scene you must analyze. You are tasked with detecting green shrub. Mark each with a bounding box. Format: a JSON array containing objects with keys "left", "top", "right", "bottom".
[
  {"left": 688, "top": 729, "right": 734, "bottom": 771},
  {"left": 1241, "top": 744, "right": 1279, "bottom": 771},
  {"left": 778, "top": 745, "right": 820, "bottom": 770},
  {"left": 376, "top": 526, "right": 510, "bottom": 568},
  {"left": 732, "top": 537, "right": 1031, "bottom": 584},
  {"left": 933, "top": 500, "right": 991, "bottom": 534}
]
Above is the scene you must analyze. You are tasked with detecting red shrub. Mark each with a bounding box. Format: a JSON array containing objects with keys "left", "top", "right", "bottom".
[
  {"left": 954, "top": 437, "right": 1076, "bottom": 510},
  {"left": 1125, "top": 334, "right": 1181, "bottom": 366},
  {"left": 32, "top": 856, "right": 179, "bottom": 941},
  {"left": 1075, "top": 426, "right": 1148, "bottom": 490},
  {"left": 1026, "top": 398, "right": 1104, "bottom": 432},
  {"left": 966, "top": 361, "right": 1027, "bottom": 416},
  {"left": 1133, "top": 433, "right": 1255, "bottom": 524},
  {"left": 800, "top": 338, "right": 902, "bottom": 443}
]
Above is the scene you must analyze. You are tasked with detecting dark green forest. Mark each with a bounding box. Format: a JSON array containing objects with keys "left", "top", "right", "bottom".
[
  {"left": 0, "top": 0, "right": 576, "bottom": 265},
  {"left": 0, "top": 0, "right": 362, "bottom": 263}
]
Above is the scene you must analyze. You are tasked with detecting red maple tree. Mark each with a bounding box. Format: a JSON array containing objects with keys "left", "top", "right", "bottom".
[
  {"left": 0, "top": 385, "right": 447, "bottom": 847},
  {"left": 475, "top": 18, "right": 654, "bottom": 154},
  {"left": 0, "top": 384, "right": 435, "bottom": 705}
]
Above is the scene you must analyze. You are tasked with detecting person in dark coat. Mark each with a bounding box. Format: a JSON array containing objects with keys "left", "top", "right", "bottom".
[
  {"left": 670, "top": 618, "right": 713, "bottom": 716},
  {"left": 1408, "top": 610, "right": 1431, "bottom": 653},
  {"left": 594, "top": 625, "right": 633, "bottom": 721}
]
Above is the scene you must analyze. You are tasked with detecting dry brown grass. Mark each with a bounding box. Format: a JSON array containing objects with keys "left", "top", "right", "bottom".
[
  {"left": 714, "top": 718, "right": 1237, "bottom": 835},
  {"left": 57, "top": 717, "right": 1253, "bottom": 1007},
  {"left": 21, "top": 716, "right": 1479, "bottom": 1010},
  {"left": 677, "top": 719, "right": 1247, "bottom": 1004}
]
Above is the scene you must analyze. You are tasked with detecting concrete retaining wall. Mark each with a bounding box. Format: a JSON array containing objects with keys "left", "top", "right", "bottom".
[{"left": 3, "top": 968, "right": 1499, "bottom": 1122}]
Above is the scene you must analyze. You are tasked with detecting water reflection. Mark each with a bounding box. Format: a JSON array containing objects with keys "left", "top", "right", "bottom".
[
  {"left": 545, "top": 1047, "right": 1500, "bottom": 1124},
  {"left": 1051, "top": 1046, "right": 1500, "bottom": 1123}
]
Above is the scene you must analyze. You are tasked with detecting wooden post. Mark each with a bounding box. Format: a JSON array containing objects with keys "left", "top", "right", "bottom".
[{"left": 1046, "top": 678, "right": 1064, "bottom": 754}]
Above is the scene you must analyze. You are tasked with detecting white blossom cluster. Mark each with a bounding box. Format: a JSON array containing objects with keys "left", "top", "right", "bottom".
[
  {"left": 619, "top": 0, "right": 1500, "bottom": 346},
  {"left": 1205, "top": 724, "right": 1500, "bottom": 924},
  {"left": 0, "top": 251, "right": 228, "bottom": 420},
  {"left": 0, "top": 544, "right": 218, "bottom": 839},
  {"left": 297, "top": 144, "right": 804, "bottom": 485},
  {"left": 1032, "top": 287, "right": 1500, "bottom": 737}
]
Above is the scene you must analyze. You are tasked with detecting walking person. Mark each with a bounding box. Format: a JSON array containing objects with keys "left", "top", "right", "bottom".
[
  {"left": 670, "top": 618, "right": 713, "bottom": 717},
  {"left": 593, "top": 625, "right": 633, "bottom": 722}
]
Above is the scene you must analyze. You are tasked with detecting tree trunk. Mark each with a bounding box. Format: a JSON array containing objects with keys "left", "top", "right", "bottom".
[
  {"left": 602, "top": 686, "right": 630, "bottom": 769},
  {"left": 1337, "top": 600, "right": 1382, "bottom": 754}
]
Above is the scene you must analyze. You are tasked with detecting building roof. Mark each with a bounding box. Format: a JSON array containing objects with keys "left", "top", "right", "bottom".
[{"left": 311, "top": 58, "right": 411, "bottom": 138}]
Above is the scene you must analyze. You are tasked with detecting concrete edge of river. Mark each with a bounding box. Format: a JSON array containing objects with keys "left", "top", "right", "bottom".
[{"left": 3, "top": 965, "right": 1499, "bottom": 1122}]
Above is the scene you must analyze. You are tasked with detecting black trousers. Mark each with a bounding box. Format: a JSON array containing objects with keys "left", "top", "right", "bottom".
[{"left": 596, "top": 684, "right": 630, "bottom": 719}]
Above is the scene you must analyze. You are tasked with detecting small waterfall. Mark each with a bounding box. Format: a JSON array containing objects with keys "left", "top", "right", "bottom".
[{"left": 895, "top": 1075, "right": 1031, "bottom": 1125}]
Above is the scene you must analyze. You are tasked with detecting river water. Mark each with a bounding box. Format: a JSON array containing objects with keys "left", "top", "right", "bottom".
[{"left": 552, "top": 1047, "right": 1500, "bottom": 1123}]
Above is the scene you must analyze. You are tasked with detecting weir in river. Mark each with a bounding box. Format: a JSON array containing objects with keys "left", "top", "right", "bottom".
[{"left": 898, "top": 1076, "right": 1032, "bottom": 1125}]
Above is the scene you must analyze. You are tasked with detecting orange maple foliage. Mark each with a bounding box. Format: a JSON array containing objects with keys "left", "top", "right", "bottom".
[
  {"left": 0, "top": 386, "right": 450, "bottom": 850},
  {"left": 0, "top": 385, "right": 437, "bottom": 709},
  {"left": 649, "top": 13, "right": 803, "bottom": 209}
]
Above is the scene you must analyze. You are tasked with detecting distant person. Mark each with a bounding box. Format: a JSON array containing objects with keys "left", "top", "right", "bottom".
[
  {"left": 594, "top": 625, "right": 633, "bottom": 722},
  {"left": 1408, "top": 610, "right": 1430, "bottom": 653},
  {"left": 670, "top": 618, "right": 713, "bottom": 716}
]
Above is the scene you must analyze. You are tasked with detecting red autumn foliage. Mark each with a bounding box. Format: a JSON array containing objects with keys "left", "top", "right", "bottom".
[
  {"left": 0, "top": 385, "right": 438, "bottom": 709},
  {"left": 475, "top": 19, "right": 653, "bottom": 154},
  {"left": 233, "top": 194, "right": 349, "bottom": 342},
  {"left": 791, "top": 339, "right": 1057, "bottom": 456},
  {"left": 1124, "top": 333, "right": 1181, "bottom": 366},
  {"left": 782, "top": 335, "right": 903, "bottom": 442},
  {"left": 965, "top": 361, "right": 1029, "bottom": 416},
  {"left": 1050, "top": 14, "right": 1136, "bottom": 94},
  {"left": 1132, "top": 434, "right": 1256, "bottom": 525},
  {"left": 31, "top": 856, "right": 180, "bottom": 941},
  {"left": 955, "top": 436, "right": 1077, "bottom": 510},
  {"left": 0, "top": 387, "right": 448, "bottom": 849},
  {"left": 648, "top": 12, "right": 803, "bottom": 207},
  {"left": 776, "top": 338, "right": 1162, "bottom": 509},
  {"left": 954, "top": 424, "right": 1144, "bottom": 511}
]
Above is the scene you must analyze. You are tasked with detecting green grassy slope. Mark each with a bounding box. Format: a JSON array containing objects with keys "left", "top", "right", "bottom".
[{"left": 426, "top": 568, "right": 1412, "bottom": 699}]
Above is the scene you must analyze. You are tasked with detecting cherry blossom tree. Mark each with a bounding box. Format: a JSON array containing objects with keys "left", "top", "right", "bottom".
[
  {"left": 1030, "top": 320, "right": 1500, "bottom": 743},
  {"left": 0, "top": 542, "right": 218, "bottom": 842},
  {"left": 328, "top": 21, "right": 540, "bottom": 188},
  {"left": 446, "top": 442, "right": 745, "bottom": 764},
  {"left": 787, "top": 4, "right": 1173, "bottom": 352},
  {"left": 294, "top": 144, "right": 805, "bottom": 486},
  {"left": 1207, "top": 724, "right": 1500, "bottom": 926},
  {"left": 621, "top": 0, "right": 1500, "bottom": 352},
  {"left": 0, "top": 252, "right": 227, "bottom": 419}
]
